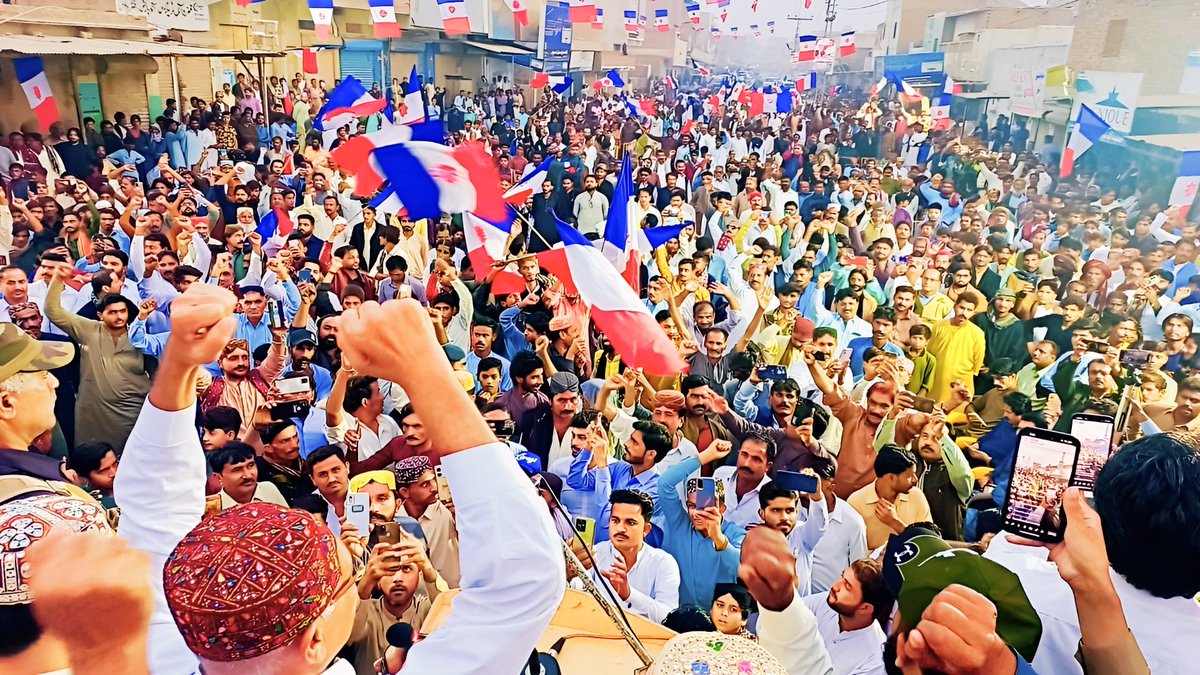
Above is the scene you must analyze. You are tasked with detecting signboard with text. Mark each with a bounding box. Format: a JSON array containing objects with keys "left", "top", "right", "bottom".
[
  {"left": 116, "top": 0, "right": 211, "bottom": 32},
  {"left": 538, "top": 3, "right": 572, "bottom": 75},
  {"left": 1009, "top": 66, "right": 1045, "bottom": 118},
  {"left": 1071, "top": 70, "right": 1142, "bottom": 134}
]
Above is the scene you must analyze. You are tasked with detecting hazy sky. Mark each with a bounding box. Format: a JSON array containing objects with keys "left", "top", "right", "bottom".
[{"left": 710, "top": 0, "right": 888, "bottom": 38}]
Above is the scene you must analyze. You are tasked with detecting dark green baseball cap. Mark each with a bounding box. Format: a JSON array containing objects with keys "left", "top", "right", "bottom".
[
  {"left": 0, "top": 324, "right": 74, "bottom": 383},
  {"left": 882, "top": 526, "right": 1043, "bottom": 663}
]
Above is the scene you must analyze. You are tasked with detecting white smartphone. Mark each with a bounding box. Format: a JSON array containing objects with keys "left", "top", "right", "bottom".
[
  {"left": 344, "top": 492, "right": 370, "bottom": 535},
  {"left": 399, "top": 284, "right": 412, "bottom": 299}
]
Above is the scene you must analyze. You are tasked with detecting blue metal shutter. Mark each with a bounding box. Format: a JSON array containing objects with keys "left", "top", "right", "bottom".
[{"left": 339, "top": 46, "right": 382, "bottom": 89}]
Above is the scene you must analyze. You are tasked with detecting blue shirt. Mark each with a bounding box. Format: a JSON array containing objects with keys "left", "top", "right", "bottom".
[
  {"left": 918, "top": 181, "right": 964, "bottom": 226},
  {"left": 655, "top": 456, "right": 745, "bottom": 607},
  {"left": 847, "top": 336, "right": 905, "bottom": 380},
  {"left": 466, "top": 350, "right": 512, "bottom": 392},
  {"left": 567, "top": 450, "right": 660, "bottom": 544},
  {"left": 979, "top": 420, "right": 1017, "bottom": 508}
]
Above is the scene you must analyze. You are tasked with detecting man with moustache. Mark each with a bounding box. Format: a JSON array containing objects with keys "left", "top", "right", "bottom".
[
  {"left": 802, "top": 558, "right": 891, "bottom": 675},
  {"left": 756, "top": 473, "right": 829, "bottom": 596},
  {"left": 572, "top": 490, "right": 680, "bottom": 622},
  {"left": 210, "top": 442, "right": 288, "bottom": 510}
]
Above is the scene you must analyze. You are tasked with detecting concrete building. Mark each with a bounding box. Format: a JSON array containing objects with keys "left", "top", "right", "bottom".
[
  {"left": 881, "top": 0, "right": 1028, "bottom": 56},
  {"left": 1067, "top": 0, "right": 1200, "bottom": 97}
]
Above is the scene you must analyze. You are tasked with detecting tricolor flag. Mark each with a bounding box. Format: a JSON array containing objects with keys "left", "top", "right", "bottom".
[
  {"left": 711, "top": 26, "right": 720, "bottom": 39},
  {"left": 529, "top": 72, "right": 550, "bottom": 89},
  {"left": 396, "top": 66, "right": 427, "bottom": 125},
  {"left": 776, "top": 88, "right": 793, "bottom": 113},
  {"left": 464, "top": 212, "right": 526, "bottom": 295},
  {"left": 796, "top": 72, "right": 817, "bottom": 92},
  {"left": 796, "top": 35, "right": 817, "bottom": 61},
  {"left": 690, "top": 58, "right": 710, "bottom": 77},
  {"left": 14, "top": 57, "right": 58, "bottom": 131},
  {"left": 1060, "top": 104, "right": 1111, "bottom": 178},
  {"left": 654, "top": 8, "right": 669, "bottom": 31},
  {"left": 569, "top": 0, "right": 597, "bottom": 24},
  {"left": 502, "top": 157, "right": 551, "bottom": 204},
  {"left": 552, "top": 220, "right": 686, "bottom": 376},
  {"left": 899, "top": 79, "right": 919, "bottom": 97},
  {"left": 944, "top": 75, "right": 962, "bottom": 95},
  {"left": 504, "top": 0, "right": 529, "bottom": 26},
  {"left": 605, "top": 69, "right": 625, "bottom": 88},
  {"left": 751, "top": 24, "right": 760, "bottom": 37},
  {"left": 767, "top": 20, "right": 775, "bottom": 33},
  {"left": 332, "top": 127, "right": 506, "bottom": 223},
  {"left": 930, "top": 93, "right": 952, "bottom": 129},
  {"left": 255, "top": 207, "right": 295, "bottom": 241},
  {"left": 369, "top": 0, "right": 403, "bottom": 37},
  {"left": 1168, "top": 151, "right": 1200, "bottom": 217},
  {"left": 869, "top": 76, "right": 888, "bottom": 95},
  {"left": 599, "top": 154, "right": 640, "bottom": 289},
  {"left": 309, "top": 0, "right": 334, "bottom": 40},
  {"left": 624, "top": 10, "right": 638, "bottom": 30},
  {"left": 438, "top": 0, "right": 471, "bottom": 34},
  {"left": 640, "top": 223, "right": 693, "bottom": 251},
  {"left": 664, "top": 75, "right": 679, "bottom": 89},
  {"left": 839, "top": 31, "right": 856, "bottom": 57},
  {"left": 687, "top": 2, "right": 700, "bottom": 24},
  {"left": 592, "top": 7, "right": 604, "bottom": 29},
  {"left": 550, "top": 76, "right": 574, "bottom": 94},
  {"left": 314, "top": 76, "right": 389, "bottom": 137}
]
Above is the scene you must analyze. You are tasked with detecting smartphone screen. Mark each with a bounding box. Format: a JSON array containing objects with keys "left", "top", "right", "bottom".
[
  {"left": 775, "top": 470, "right": 819, "bottom": 494},
  {"left": 695, "top": 478, "right": 718, "bottom": 511},
  {"left": 344, "top": 492, "right": 370, "bottom": 535},
  {"left": 1001, "top": 428, "right": 1080, "bottom": 542},
  {"left": 1069, "top": 413, "right": 1115, "bottom": 493},
  {"left": 837, "top": 348, "right": 852, "bottom": 368},
  {"left": 298, "top": 268, "right": 313, "bottom": 283},
  {"left": 758, "top": 365, "right": 787, "bottom": 381}
]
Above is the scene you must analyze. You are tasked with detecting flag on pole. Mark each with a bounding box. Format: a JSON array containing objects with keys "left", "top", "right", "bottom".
[
  {"left": 14, "top": 58, "right": 57, "bottom": 132},
  {"left": 1169, "top": 151, "right": 1200, "bottom": 217},
  {"left": 664, "top": 75, "right": 679, "bottom": 89},
  {"left": 437, "top": 0, "right": 471, "bottom": 34},
  {"left": 839, "top": 31, "right": 857, "bottom": 57},
  {"left": 600, "top": 153, "right": 640, "bottom": 290},
  {"left": 504, "top": 0, "right": 529, "bottom": 26},
  {"left": 796, "top": 35, "right": 817, "bottom": 61},
  {"left": 314, "top": 76, "right": 389, "bottom": 133},
  {"left": 568, "top": 0, "right": 597, "bottom": 24},
  {"left": 1060, "top": 104, "right": 1111, "bottom": 178},
  {"left": 604, "top": 69, "right": 625, "bottom": 88},
  {"left": 869, "top": 76, "right": 888, "bottom": 95},
  {"left": 690, "top": 58, "right": 710, "bottom": 77},
  {"left": 464, "top": 212, "right": 526, "bottom": 294},
  {"left": 308, "top": 0, "right": 334, "bottom": 40},
  {"left": 529, "top": 72, "right": 550, "bottom": 89},
  {"left": 368, "top": 0, "right": 403, "bottom": 37},
  {"left": 654, "top": 8, "right": 669, "bottom": 31},
  {"left": 301, "top": 47, "right": 322, "bottom": 74},
  {"left": 396, "top": 66, "right": 427, "bottom": 125},
  {"left": 796, "top": 72, "right": 817, "bottom": 92},
  {"left": 552, "top": 220, "right": 686, "bottom": 376},
  {"left": 592, "top": 7, "right": 604, "bottom": 28},
  {"left": 624, "top": 10, "right": 638, "bottom": 30},
  {"left": 255, "top": 207, "right": 295, "bottom": 241},
  {"left": 551, "top": 76, "right": 574, "bottom": 94},
  {"left": 503, "top": 157, "right": 554, "bottom": 205},
  {"left": 686, "top": 2, "right": 700, "bottom": 24}
]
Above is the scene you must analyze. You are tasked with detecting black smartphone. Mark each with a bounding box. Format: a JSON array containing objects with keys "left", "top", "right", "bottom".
[
  {"left": 774, "top": 470, "right": 819, "bottom": 494},
  {"left": 1069, "top": 413, "right": 1115, "bottom": 493},
  {"left": 1119, "top": 348, "right": 1151, "bottom": 368},
  {"left": 758, "top": 365, "right": 787, "bottom": 381},
  {"left": 1084, "top": 338, "right": 1110, "bottom": 354},
  {"left": 909, "top": 395, "right": 936, "bottom": 413},
  {"left": 1001, "top": 427, "right": 1080, "bottom": 543},
  {"left": 813, "top": 350, "right": 828, "bottom": 362},
  {"left": 242, "top": 239, "right": 253, "bottom": 255},
  {"left": 487, "top": 418, "right": 516, "bottom": 438}
]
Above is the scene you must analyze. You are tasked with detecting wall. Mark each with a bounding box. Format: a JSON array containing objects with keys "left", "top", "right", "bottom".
[
  {"left": 1067, "top": 0, "right": 1200, "bottom": 96},
  {"left": 942, "top": 25, "right": 1072, "bottom": 83}
]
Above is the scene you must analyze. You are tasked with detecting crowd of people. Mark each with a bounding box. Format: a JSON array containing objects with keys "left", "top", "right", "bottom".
[{"left": 0, "top": 66, "right": 1197, "bottom": 675}]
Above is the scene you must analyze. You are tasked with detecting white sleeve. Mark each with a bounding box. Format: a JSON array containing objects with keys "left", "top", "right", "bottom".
[
  {"left": 402, "top": 442, "right": 565, "bottom": 674},
  {"left": 114, "top": 401, "right": 205, "bottom": 675},
  {"left": 757, "top": 590, "right": 835, "bottom": 675},
  {"left": 623, "top": 555, "right": 680, "bottom": 624}
]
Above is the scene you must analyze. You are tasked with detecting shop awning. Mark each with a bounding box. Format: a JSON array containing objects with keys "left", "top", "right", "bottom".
[
  {"left": 461, "top": 40, "right": 535, "bottom": 56},
  {"left": 955, "top": 91, "right": 1009, "bottom": 100},
  {"left": 0, "top": 34, "right": 282, "bottom": 57},
  {"left": 1127, "top": 133, "right": 1200, "bottom": 153}
]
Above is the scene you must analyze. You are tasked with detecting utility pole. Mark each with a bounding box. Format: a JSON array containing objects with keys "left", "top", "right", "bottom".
[
  {"left": 785, "top": 14, "right": 814, "bottom": 46},
  {"left": 823, "top": 0, "right": 838, "bottom": 37}
]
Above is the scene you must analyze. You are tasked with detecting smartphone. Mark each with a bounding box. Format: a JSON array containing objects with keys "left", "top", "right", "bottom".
[
  {"left": 373, "top": 521, "right": 403, "bottom": 546},
  {"left": 344, "top": 492, "right": 371, "bottom": 536},
  {"left": 848, "top": 256, "right": 869, "bottom": 268},
  {"left": 434, "top": 465, "right": 452, "bottom": 504},
  {"left": 1119, "top": 348, "right": 1151, "bottom": 368},
  {"left": 909, "top": 395, "right": 936, "bottom": 413},
  {"left": 399, "top": 284, "right": 412, "bottom": 299},
  {"left": 758, "top": 365, "right": 787, "bottom": 381},
  {"left": 813, "top": 350, "right": 828, "bottom": 362},
  {"left": 1069, "top": 413, "right": 1115, "bottom": 493},
  {"left": 837, "top": 348, "right": 852, "bottom": 369},
  {"left": 694, "top": 477, "right": 718, "bottom": 511},
  {"left": 298, "top": 268, "right": 313, "bottom": 283},
  {"left": 774, "top": 470, "right": 819, "bottom": 494},
  {"left": 574, "top": 517, "right": 596, "bottom": 547},
  {"left": 487, "top": 418, "right": 516, "bottom": 439},
  {"left": 1001, "top": 427, "right": 1080, "bottom": 543},
  {"left": 1084, "top": 338, "right": 1110, "bottom": 354},
  {"left": 242, "top": 239, "right": 253, "bottom": 255},
  {"left": 276, "top": 374, "right": 311, "bottom": 396}
]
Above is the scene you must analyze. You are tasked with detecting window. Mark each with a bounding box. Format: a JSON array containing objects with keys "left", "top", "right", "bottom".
[{"left": 1103, "top": 19, "right": 1126, "bottom": 58}]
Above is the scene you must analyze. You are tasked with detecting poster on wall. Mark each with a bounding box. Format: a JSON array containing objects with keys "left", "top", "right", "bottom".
[
  {"left": 538, "top": 3, "right": 572, "bottom": 75},
  {"left": 1071, "top": 70, "right": 1142, "bottom": 134},
  {"left": 1009, "top": 67, "right": 1045, "bottom": 118}
]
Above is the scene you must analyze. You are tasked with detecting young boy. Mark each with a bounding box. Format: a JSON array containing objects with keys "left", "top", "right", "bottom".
[{"left": 906, "top": 324, "right": 936, "bottom": 398}]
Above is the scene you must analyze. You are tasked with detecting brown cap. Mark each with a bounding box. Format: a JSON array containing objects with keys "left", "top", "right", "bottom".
[{"left": 0, "top": 323, "right": 74, "bottom": 382}]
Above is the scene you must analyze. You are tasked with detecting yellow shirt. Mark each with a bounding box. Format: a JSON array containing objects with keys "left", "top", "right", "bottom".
[
  {"left": 926, "top": 318, "right": 986, "bottom": 402},
  {"left": 847, "top": 482, "right": 933, "bottom": 550}
]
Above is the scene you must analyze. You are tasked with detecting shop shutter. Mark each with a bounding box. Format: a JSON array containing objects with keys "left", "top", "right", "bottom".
[{"left": 339, "top": 48, "right": 382, "bottom": 89}]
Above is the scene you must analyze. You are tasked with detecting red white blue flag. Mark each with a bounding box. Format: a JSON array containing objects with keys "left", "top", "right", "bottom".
[
  {"left": 14, "top": 57, "right": 58, "bottom": 131},
  {"left": 438, "top": 0, "right": 471, "bottom": 34}
]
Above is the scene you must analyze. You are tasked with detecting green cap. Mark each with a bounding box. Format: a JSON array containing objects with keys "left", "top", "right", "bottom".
[
  {"left": 0, "top": 324, "right": 74, "bottom": 383},
  {"left": 883, "top": 527, "right": 1043, "bottom": 663}
]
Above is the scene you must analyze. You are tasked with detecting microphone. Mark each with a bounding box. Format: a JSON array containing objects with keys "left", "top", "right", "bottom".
[{"left": 379, "top": 623, "right": 414, "bottom": 674}]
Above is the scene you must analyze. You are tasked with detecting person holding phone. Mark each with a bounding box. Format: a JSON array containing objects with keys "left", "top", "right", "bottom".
[{"left": 847, "top": 445, "right": 932, "bottom": 550}]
